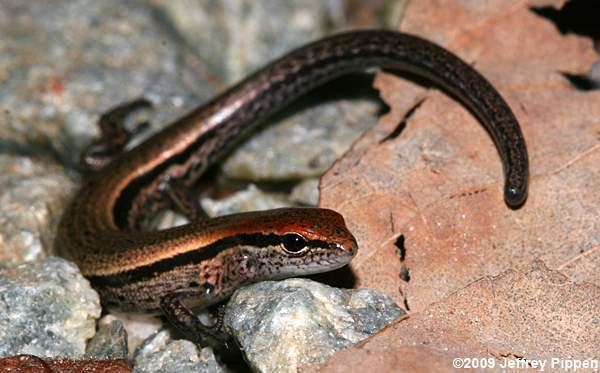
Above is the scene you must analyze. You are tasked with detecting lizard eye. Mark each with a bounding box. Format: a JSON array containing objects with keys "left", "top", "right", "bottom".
[{"left": 281, "top": 233, "right": 307, "bottom": 254}]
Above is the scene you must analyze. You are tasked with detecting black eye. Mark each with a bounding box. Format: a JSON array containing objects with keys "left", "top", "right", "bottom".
[{"left": 281, "top": 233, "right": 307, "bottom": 254}]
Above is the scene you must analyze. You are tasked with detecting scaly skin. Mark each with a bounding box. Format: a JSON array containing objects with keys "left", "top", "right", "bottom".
[{"left": 55, "top": 30, "right": 529, "bottom": 351}]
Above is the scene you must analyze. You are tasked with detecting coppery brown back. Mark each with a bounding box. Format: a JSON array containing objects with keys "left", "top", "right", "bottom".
[{"left": 55, "top": 30, "right": 528, "bottom": 280}]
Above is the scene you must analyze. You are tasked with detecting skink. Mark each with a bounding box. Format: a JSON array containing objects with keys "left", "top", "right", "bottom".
[{"left": 55, "top": 30, "right": 529, "bottom": 353}]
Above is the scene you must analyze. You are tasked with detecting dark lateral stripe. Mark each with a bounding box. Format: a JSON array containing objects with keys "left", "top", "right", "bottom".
[
  {"left": 113, "top": 128, "right": 219, "bottom": 229},
  {"left": 89, "top": 233, "right": 283, "bottom": 288}
]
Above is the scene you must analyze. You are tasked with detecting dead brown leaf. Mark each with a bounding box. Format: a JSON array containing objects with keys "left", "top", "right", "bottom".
[
  {"left": 318, "top": 0, "right": 599, "bottom": 369},
  {"left": 321, "top": 0, "right": 599, "bottom": 309},
  {"left": 0, "top": 354, "right": 132, "bottom": 372},
  {"left": 308, "top": 262, "right": 599, "bottom": 372}
]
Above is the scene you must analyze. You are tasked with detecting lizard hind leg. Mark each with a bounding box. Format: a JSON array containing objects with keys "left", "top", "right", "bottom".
[
  {"left": 164, "top": 179, "right": 209, "bottom": 222},
  {"left": 81, "top": 98, "right": 153, "bottom": 172}
]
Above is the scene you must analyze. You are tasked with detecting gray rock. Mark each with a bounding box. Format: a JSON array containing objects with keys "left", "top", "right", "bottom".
[
  {"left": 155, "top": 184, "right": 295, "bottom": 230},
  {"left": 589, "top": 59, "right": 600, "bottom": 88},
  {"left": 158, "top": 0, "right": 345, "bottom": 83},
  {"left": 1, "top": 1, "right": 392, "bottom": 371},
  {"left": 0, "top": 155, "right": 75, "bottom": 265},
  {"left": 159, "top": 0, "right": 382, "bottom": 183},
  {"left": 224, "top": 278, "right": 404, "bottom": 372},
  {"left": 0, "top": 0, "right": 215, "bottom": 168},
  {"left": 201, "top": 184, "right": 293, "bottom": 217},
  {"left": 133, "top": 330, "right": 225, "bottom": 373},
  {"left": 290, "top": 178, "right": 320, "bottom": 206},
  {"left": 102, "top": 312, "right": 164, "bottom": 358},
  {"left": 221, "top": 98, "right": 381, "bottom": 181},
  {"left": 85, "top": 318, "right": 128, "bottom": 360},
  {"left": 0, "top": 257, "right": 101, "bottom": 358}
]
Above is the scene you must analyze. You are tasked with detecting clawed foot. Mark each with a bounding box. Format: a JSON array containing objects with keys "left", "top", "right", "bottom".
[{"left": 81, "top": 98, "right": 153, "bottom": 171}]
